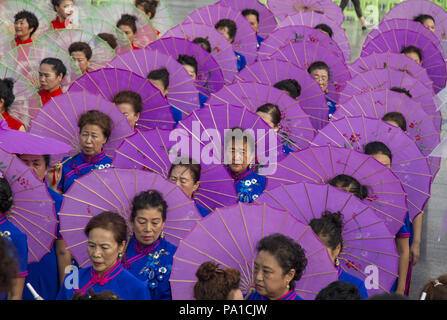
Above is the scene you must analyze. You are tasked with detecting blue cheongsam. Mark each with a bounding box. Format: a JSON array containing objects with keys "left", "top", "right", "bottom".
[
  {"left": 326, "top": 96, "right": 337, "bottom": 120},
  {"left": 122, "top": 235, "right": 177, "bottom": 300},
  {"left": 57, "top": 151, "right": 112, "bottom": 194},
  {"left": 235, "top": 51, "right": 247, "bottom": 72},
  {"left": 199, "top": 92, "right": 208, "bottom": 109},
  {"left": 229, "top": 166, "right": 266, "bottom": 203},
  {"left": 256, "top": 35, "right": 264, "bottom": 50},
  {"left": 56, "top": 260, "right": 151, "bottom": 300},
  {"left": 337, "top": 265, "right": 368, "bottom": 299},
  {"left": 170, "top": 105, "right": 183, "bottom": 127},
  {"left": 195, "top": 199, "right": 211, "bottom": 217},
  {"left": 247, "top": 289, "right": 303, "bottom": 300}
]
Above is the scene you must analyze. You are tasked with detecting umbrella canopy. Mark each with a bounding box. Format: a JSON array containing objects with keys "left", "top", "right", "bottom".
[
  {"left": 234, "top": 58, "right": 328, "bottom": 129},
  {"left": 112, "top": 127, "right": 239, "bottom": 213},
  {"left": 216, "top": 0, "right": 278, "bottom": 39},
  {"left": 176, "top": 104, "right": 286, "bottom": 167},
  {"left": 146, "top": 37, "right": 225, "bottom": 98},
  {"left": 0, "top": 41, "right": 82, "bottom": 92},
  {"left": 255, "top": 182, "right": 399, "bottom": 296},
  {"left": 77, "top": 17, "right": 133, "bottom": 55},
  {"left": 267, "top": 0, "right": 344, "bottom": 25},
  {"left": 269, "top": 40, "right": 351, "bottom": 103},
  {"left": 136, "top": 0, "right": 174, "bottom": 36},
  {"left": 58, "top": 168, "right": 202, "bottom": 268},
  {"left": 170, "top": 202, "right": 338, "bottom": 300},
  {"left": 338, "top": 68, "right": 442, "bottom": 130},
  {"left": 361, "top": 26, "right": 447, "bottom": 94},
  {"left": 206, "top": 82, "right": 316, "bottom": 151},
  {"left": 257, "top": 25, "right": 347, "bottom": 62},
  {"left": 0, "top": 63, "right": 42, "bottom": 130},
  {"left": 262, "top": 145, "right": 408, "bottom": 235},
  {"left": 107, "top": 48, "right": 200, "bottom": 117},
  {"left": 33, "top": 0, "right": 93, "bottom": 27},
  {"left": 67, "top": 67, "right": 174, "bottom": 130},
  {"left": 28, "top": 90, "right": 133, "bottom": 164},
  {"left": 0, "top": 18, "right": 17, "bottom": 58},
  {"left": 163, "top": 22, "right": 238, "bottom": 84},
  {"left": 333, "top": 89, "right": 441, "bottom": 179},
  {"left": 349, "top": 52, "right": 434, "bottom": 93},
  {"left": 35, "top": 29, "right": 116, "bottom": 72},
  {"left": 0, "top": 149, "right": 58, "bottom": 263},
  {"left": 311, "top": 115, "right": 432, "bottom": 222},
  {"left": 276, "top": 10, "right": 351, "bottom": 63},
  {"left": 182, "top": 3, "right": 258, "bottom": 65},
  {"left": 89, "top": 1, "right": 158, "bottom": 48}
]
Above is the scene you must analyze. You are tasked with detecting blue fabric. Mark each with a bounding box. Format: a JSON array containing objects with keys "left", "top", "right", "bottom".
[
  {"left": 257, "top": 35, "right": 264, "bottom": 50},
  {"left": 229, "top": 167, "right": 266, "bottom": 203},
  {"left": 235, "top": 51, "right": 247, "bottom": 72},
  {"left": 247, "top": 290, "right": 303, "bottom": 300},
  {"left": 199, "top": 92, "right": 208, "bottom": 109},
  {"left": 0, "top": 215, "right": 28, "bottom": 277},
  {"left": 338, "top": 267, "right": 368, "bottom": 299},
  {"left": 326, "top": 96, "right": 337, "bottom": 120},
  {"left": 283, "top": 144, "right": 294, "bottom": 155},
  {"left": 56, "top": 262, "right": 151, "bottom": 300},
  {"left": 123, "top": 236, "right": 177, "bottom": 300},
  {"left": 170, "top": 105, "right": 183, "bottom": 127},
  {"left": 195, "top": 200, "right": 211, "bottom": 217}
]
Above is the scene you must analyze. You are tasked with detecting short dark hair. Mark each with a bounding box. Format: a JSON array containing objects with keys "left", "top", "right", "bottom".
[
  {"left": 307, "top": 61, "right": 330, "bottom": 75},
  {"left": 147, "top": 68, "right": 170, "bottom": 91},
  {"left": 241, "top": 9, "right": 259, "bottom": 23},
  {"left": 215, "top": 19, "right": 237, "bottom": 42},
  {"left": 256, "top": 103, "right": 281, "bottom": 127},
  {"left": 51, "top": 0, "right": 72, "bottom": 10},
  {"left": 194, "top": 261, "right": 241, "bottom": 300},
  {"left": 382, "top": 112, "right": 407, "bottom": 131},
  {"left": 193, "top": 37, "right": 212, "bottom": 53},
  {"left": 256, "top": 233, "right": 308, "bottom": 290},
  {"left": 14, "top": 10, "right": 39, "bottom": 37},
  {"left": 113, "top": 90, "right": 143, "bottom": 114},
  {"left": 72, "top": 289, "right": 122, "bottom": 300},
  {"left": 364, "top": 141, "right": 393, "bottom": 164},
  {"left": 274, "top": 79, "right": 301, "bottom": 99},
  {"left": 401, "top": 45, "right": 422, "bottom": 62},
  {"left": 84, "top": 211, "right": 128, "bottom": 245},
  {"left": 117, "top": 14, "right": 137, "bottom": 34},
  {"left": 169, "top": 159, "right": 201, "bottom": 184},
  {"left": 68, "top": 42, "right": 93, "bottom": 60},
  {"left": 77, "top": 110, "right": 112, "bottom": 140},
  {"left": 135, "top": 0, "right": 159, "bottom": 19},
  {"left": 389, "top": 87, "right": 412, "bottom": 99},
  {"left": 309, "top": 211, "right": 344, "bottom": 252},
  {"left": 314, "top": 24, "right": 333, "bottom": 38},
  {"left": 328, "top": 174, "right": 369, "bottom": 200},
  {"left": 131, "top": 190, "right": 168, "bottom": 222},
  {"left": 97, "top": 33, "right": 117, "bottom": 50},
  {"left": 40, "top": 57, "right": 67, "bottom": 78},
  {"left": 315, "top": 280, "right": 362, "bottom": 300},
  {"left": 413, "top": 14, "right": 435, "bottom": 25},
  {"left": 177, "top": 54, "right": 198, "bottom": 76},
  {"left": 0, "top": 177, "right": 13, "bottom": 214},
  {"left": 0, "top": 78, "right": 15, "bottom": 112}
]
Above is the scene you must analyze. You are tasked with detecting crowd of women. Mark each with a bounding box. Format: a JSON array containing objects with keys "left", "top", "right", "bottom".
[{"left": 1, "top": 0, "right": 447, "bottom": 301}]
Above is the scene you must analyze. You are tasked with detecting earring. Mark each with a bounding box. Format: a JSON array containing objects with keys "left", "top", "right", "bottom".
[{"left": 335, "top": 258, "right": 340, "bottom": 267}]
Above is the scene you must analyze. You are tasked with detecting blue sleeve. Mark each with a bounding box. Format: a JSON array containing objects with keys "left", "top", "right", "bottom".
[
  {"left": 396, "top": 212, "right": 411, "bottom": 238},
  {"left": 199, "top": 93, "right": 208, "bottom": 109},
  {"left": 283, "top": 144, "right": 294, "bottom": 155},
  {"left": 56, "top": 157, "right": 69, "bottom": 193},
  {"left": 170, "top": 106, "right": 183, "bottom": 127},
  {"left": 235, "top": 52, "right": 247, "bottom": 72},
  {"left": 14, "top": 232, "right": 29, "bottom": 278},
  {"left": 196, "top": 202, "right": 211, "bottom": 217}
]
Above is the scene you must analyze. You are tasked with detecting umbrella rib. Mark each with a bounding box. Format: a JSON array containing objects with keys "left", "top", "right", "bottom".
[
  {"left": 338, "top": 257, "right": 390, "bottom": 292},
  {"left": 71, "top": 179, "right": 121, "bottom": 212},
  {"left": 341, "top": 252, "right": 399, "bottom": 278},
  {"left": 342, "top": 245, "right": 399, "bottom": 257}
]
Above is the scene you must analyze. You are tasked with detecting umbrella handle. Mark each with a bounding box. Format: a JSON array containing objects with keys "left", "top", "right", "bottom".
[{"left": 26, "top": 283, "right": 44, "bottom": 300}]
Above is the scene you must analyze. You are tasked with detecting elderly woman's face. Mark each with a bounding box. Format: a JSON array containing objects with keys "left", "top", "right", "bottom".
[
  {"left": 87, "top": 227, "right": 124, "bottom": 276},
  {"left": 253, "top": 250, "right": 295, "bottom": 300},
  {"left": 80, "top": 124, "right": 107, "bottom": 156},
  {"left": 14, "top": 18, "right": 32, "bottom": 40},
  {"left": 169, "top": 166, "right": 199, "bottom": 198},
  {"left": 132, "top": 207, "right": 165, "bottom": 246}
]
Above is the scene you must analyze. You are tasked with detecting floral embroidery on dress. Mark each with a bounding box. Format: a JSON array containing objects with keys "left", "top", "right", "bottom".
[{"left": 139, "top": 248, "right": 173, "bottom": 290}]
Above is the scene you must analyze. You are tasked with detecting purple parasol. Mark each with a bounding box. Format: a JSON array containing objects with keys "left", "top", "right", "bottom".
[
  {"left": 361, "top": 26, "right": 447, "bottom": 94},
  {"left": 269, "top": 40, "right": 351, "bottom": 103},
  {"left": 333, "top": 89, "right": 441, "bottom": 179},
  {"left": 0, "top": 149, "right": 58, "bottom": 263},
  {"left": 234, "top": 58, "right": 328, "bottom": 129},
  {"left": 28, "top": 90, "right": 133, "bottom": 164},
  {"left": 58, "top": 168, "right": 202, "bottom": 268},
  {"left": 277, "top": 11, "right": 351, "bottom": 63},
  {"left": 257, "top": 25, "right": 347, "bottom": 62},
  {"left": 170, "top": 202, "right": 338, "bottom": 300},
  {"left": 112, "top": 127, "right": 239, "bottom": 212},
  {"left": 67, "top": 67, "right": 174, "bottom": 130},
  {"left": 146, "top": 37, "right": 225, "bottom": 98},
  {"left": 107, "top": 48, "right": 200, "bottom": 117},
  {"left": 205, "top": 82, "right": 316, "bottom": 151},
  {"left": 163, "top": 22, "right": 238, "bottom": 84},
  {"left": 338, "top": 68, "right": 442, "bottom": 130},
  {"left": 255, "top": 182, "right": 399, "bottom": 296},
  {"left": 267, "top": 0, "right": 344, "bottom": 25},
  {"left": 182, "top": 3, "right": 258, "bottom": 65},
  {"left": 262, "top": 145, "right": 408, "bottom": 235},
  {"left": 349, "top": 52, "right": 434, "bottom": 93},
  {"left": 311, "top": 115, "right": 432, "bottom": 222},
  {"left": 176, "top": 104, "right": 286, "bottom": 168},
  {"left": 216, "top": 0, "right": 278, "bottom": 39}
]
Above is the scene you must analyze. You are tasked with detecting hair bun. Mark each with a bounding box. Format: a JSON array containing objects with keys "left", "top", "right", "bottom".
[
  {"left": 322, "top": 211, "right": 344, "bottom": 231},
  {"left": 196, "top": 261, "right": 220, "bottom": 282},
  {"left": 1, "top": 78, "right": 14, "bottom": 91}
]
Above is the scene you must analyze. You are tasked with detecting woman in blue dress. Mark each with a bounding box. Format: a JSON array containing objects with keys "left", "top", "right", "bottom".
[
  {"left": 247, "top": 233, "right": 307, "bottom": 300},
  {"left": 121, "top": 190, "right": 177, "bottom": 300},
  {"left": 57, "top": 211, "right": 150, "bottom": 300},
  {"left": 309, "top": 211, "right": 368, "bottom": 299},
  {"left": 56, "top": 110, "right": 113, "bottom": 194},
  {"left": 177, "top": 54, "right": 209, "bottom": 109},
  {"left": 308, "top": 61, "right": 336, "bottom": 120},
  {"left": 215, "top": 19, "right": 247, "bottom": 71},
  {"left": 0, "top": 176, "right": 28, "bottom": 300},
  {"left": 113, "top": 90, "right": 142, "bottom": 131},
  {"left": 224, "top": 127, "right": 266, "bottom": 203},
  {"left": 241, "top": 9, "right": 264, "bottom": 50}
]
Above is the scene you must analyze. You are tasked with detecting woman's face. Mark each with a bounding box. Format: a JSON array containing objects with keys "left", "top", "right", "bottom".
[
  {"left": 80, "top": 124, "right": 108, "bottom": 156},
  {"left": 310, "top": 68, "right": 329, "bottom": 92},
  {"left": 55, "top": 0, "right": 74, "bottom": 20},
  {"left": 87, "top": 227, "right": 124, "bottom": 276},
  {"left": 256, "top": 111, "right": 280, "bottom": 132},
  {"left": 225, "top": 140, "right": 253, "bottom": 175},
  {"left": 245, "top": 14, "right": 259, "bottom": 33},
  {"left": 118, "top": 25, "right": 135, "bottom": 43},
  {"left": 70, "top": 51, "right": 90, "bottom": 74},
  {"left": 39, "top": 63, "right": 63, "bottom": 92},
  {"left": 217, "top": 26, "right": 234, "bottom": 43},
  {"left": 19, "top": 154, "right": 47, "bottom": 181},
  {"left": 169, "top": 166, "right": 199, "bottom": 198},
  {"left": 149, "top": 79, "right": 168, "bottom": 97},
  {"left": 423, "top": 18, "right": 435, "bottom": 33},
  {"left": 182, "top": 64, "right": 197, "bottom": 81},
  {"left": 253, "top": 250, "right": 294, "bottom": 300},
  {"left": 404, "top": 52, "right": 421, "bottom": 65},
  {"left": 132, "top": 207, "right": 165, "bottom": 246},
  {"left": 371, "top": 152, "right": 391, "bottom": 169},
  {"left": 14, "top": 18, "right": 32, "bottom": 40},
  {"left": 116, "top": 102, "right": 140, "bottom": 129}
]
